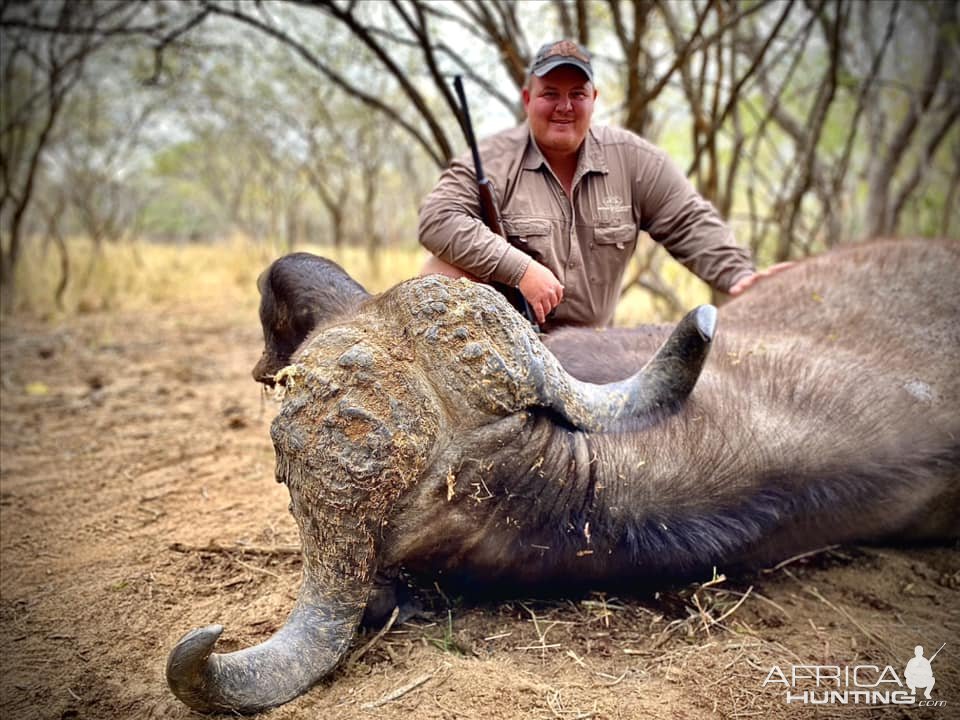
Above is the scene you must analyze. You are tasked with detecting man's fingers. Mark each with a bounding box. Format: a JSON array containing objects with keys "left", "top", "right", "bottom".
[
  {"left": 730, "top": 261, "right": 797, "bottom": 296},
  {"left": 543, "top": 285, "right": 563, "bottom": 320},
  {"left": 535, "top": 301, "right": 547, "bottom": 325},
  {"left": 728, "top": 275, "right": 751, "bottom": 296},
  {"left": 517, "top": 260, "right": 564, "bottom": 323},
  {"left": 767, "top": 261, "right": 796, "bottom": 274}
]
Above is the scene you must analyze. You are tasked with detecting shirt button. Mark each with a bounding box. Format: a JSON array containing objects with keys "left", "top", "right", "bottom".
[{"left": 568, "top": 261, "right": 576, "bottom": 269}]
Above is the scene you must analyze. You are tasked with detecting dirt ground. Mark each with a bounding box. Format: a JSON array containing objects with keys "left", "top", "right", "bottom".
[{"left": 1, "top": 298, "right": 957, "bottom": 720}]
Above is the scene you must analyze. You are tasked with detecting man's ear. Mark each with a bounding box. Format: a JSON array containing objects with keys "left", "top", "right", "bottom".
[{"left": 522, "top": 86, "right": 531, "bottom": 111}]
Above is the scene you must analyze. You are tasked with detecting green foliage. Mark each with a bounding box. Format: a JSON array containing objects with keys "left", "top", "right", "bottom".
[{"left": 138, "top": 179, "right": 223, "bottom": 240}]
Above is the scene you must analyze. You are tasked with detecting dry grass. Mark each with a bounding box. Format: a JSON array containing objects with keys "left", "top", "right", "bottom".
[
  {"left": 6, "top": 235, "right": 431, "bottom": 321},
  {"left": 6, "top": 234, "right": 709, "bottom": 325}
]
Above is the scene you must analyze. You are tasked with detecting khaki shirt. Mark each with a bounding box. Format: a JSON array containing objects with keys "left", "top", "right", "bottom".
[{"left": 419, "top": 123, "right": 753, "bottom": 328}]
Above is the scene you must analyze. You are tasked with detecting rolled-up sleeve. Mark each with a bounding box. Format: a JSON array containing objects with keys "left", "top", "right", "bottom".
[
  {"left": 637, "top": 149, "right": 753, "bottom": 292},
  {"left": 418, "top": 152, "right": 531, "bottom": 287}
]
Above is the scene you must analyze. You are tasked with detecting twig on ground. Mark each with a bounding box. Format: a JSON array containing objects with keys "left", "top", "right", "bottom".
[
  {"left": 168, "top": 541, "right": 300, "bottom": 556},
  {"left": 699, "top": 569, "right": 728, "bottom": 589},
  {"left": 565, "top": 649, "right": 587, "bottom": 667},
  {"left": 703, "top": 585, "right": 790, "bottom": 619},
  {"left": 231, "top": 556, "right": 281, "bottom": 579},
  {"left": 433, "top": 692, "right": 466, "bottom": 717},
  {"left": 361, "top": 672, "right": 433, "bottom": 710},
  {"left": 581, "top": 594, "right": 625, "bottom": 627},
  {"left": 519, "top": 602, "right": 572, "bottom": 657},
  {"left": 805, "top": 585, "right": 891, "bottom": 652},
  {"left": 713, "top": 585, "right": 754, "bottom": 626},
  {"left": 763, "top": 545, "right": 840, "bottom": 573},
  {"left": 691, "top": 592, "right": 714, "bottom": 637},
  {"left": 346, "top": 606, "right": 400, "bottom": 670},
  {"left": 598, "top": 670, "right": 627, "bottom": 687}
]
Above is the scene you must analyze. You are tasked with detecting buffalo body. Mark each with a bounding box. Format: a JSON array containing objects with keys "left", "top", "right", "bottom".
[{"left": 169, "top": 238, "right": 959, "bottom": 713}]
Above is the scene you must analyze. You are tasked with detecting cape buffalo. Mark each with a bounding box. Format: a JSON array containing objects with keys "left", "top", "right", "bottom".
[{"left": 168, "top": 238, "right": 959, "bottom": 713}]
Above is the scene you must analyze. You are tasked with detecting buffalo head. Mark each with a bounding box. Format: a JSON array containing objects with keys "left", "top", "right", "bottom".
[{"left": 169, "top": 273, "right": 717, "bottom": 712}]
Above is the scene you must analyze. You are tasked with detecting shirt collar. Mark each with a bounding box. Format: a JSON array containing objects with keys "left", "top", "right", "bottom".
[
  {"left": 521, "top": 125, "right": 547, "bottom": 170},
  {"left": 521, "top": 124, "right": 609, "bottom": 176}
]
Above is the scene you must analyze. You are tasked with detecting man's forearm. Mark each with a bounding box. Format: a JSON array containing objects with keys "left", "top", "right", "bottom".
[
  {"left": 419, "top": 158, "right": 532, "bottom": 286},
  {"left": 671, "top": 232, "right": 755, "bottom": 293},
  {"left": 639, "top": 152, "right": 754, "bottom": 292},
  {"left": 419, "top": 207, "right": 530, "bottom": 283}
]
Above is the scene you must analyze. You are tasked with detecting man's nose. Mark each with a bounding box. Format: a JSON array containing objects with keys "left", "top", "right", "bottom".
[{"left": 556, "top": 96, "right": 573, "bottom": 111}]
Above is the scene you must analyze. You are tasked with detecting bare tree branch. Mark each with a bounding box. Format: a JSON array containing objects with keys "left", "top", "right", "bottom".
[
  {"left": 199, "top": 0, "right": 448, "bottom": 167},
  {"left": 890, "top": 100, "right": 960, "bottom": 231},
  {"left": 0, "top": 0, "right": 113, "bottom": 302},
  {"left": 865, "top": 0, "right": 954, "bottom": 236},
  {"left": 311, "top": 0, "right": 455, "bottom": 162},
  {"left": 776, "top": 0, "right": 847, "bottom": 260},
  {"left": 685, "top": 0, "right": 796, "bottom": 178}
]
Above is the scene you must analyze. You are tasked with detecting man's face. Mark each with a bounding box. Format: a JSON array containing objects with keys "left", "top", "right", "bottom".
[{"left": 522, "top": 65, "right": 597, "bottom": 158}]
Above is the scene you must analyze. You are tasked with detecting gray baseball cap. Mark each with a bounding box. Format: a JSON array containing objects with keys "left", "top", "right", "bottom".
[{"left": 529, "top": 40, "right": 594, "bottom": 83}]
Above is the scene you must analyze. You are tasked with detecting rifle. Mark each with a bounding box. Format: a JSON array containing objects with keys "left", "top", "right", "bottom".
[{"left": 452, "top": 75, "right": 540, "bottom": 332}]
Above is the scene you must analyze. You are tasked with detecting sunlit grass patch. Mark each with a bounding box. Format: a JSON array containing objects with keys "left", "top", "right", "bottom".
[
  {"left": 8, "top": 234, "right": 269, "bottom": 320},
  {"left": 7, "top": 234, "right": 707, "bottom": 327}
]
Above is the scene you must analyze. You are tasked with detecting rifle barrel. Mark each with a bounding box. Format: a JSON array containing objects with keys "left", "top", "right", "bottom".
[
  {"left": 453, "top": 76, "right": 484, "bottom": 180},
  {"left": 451, "top": 75, "right": 540, "bottom": 332},
  {"left": 928, "top": 642, "right": 946, "bottom": 663}
]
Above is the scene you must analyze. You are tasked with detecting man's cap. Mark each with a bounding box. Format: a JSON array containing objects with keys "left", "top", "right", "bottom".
[{"left": 529, "top": 40, "right": 593, "bottom": 83}]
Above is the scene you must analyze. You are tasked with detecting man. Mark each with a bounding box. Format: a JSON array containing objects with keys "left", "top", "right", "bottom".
[{"left": 419, "top": 40, "right": 785, "bottom": 330}]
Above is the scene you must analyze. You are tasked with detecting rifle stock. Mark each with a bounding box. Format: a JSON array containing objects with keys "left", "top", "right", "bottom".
[
  {"left": 453, "top": 76, "right": 539, "bottom": 332},
  {"left": 477, "top": 179, "right": 504, "bottom": 237}
]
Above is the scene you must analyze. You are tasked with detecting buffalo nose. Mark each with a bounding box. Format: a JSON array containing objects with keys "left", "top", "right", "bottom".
[{"left": 252, "top": 355, "right": 279, "bottom": 387}]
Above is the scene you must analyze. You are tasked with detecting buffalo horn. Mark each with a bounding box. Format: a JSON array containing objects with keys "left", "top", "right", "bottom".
[
  {"left": 166, "top": 571, "right": 366, "bottom": 714},
  {"left": 532, "top": 305, "right": 717, "bottom": 432}
]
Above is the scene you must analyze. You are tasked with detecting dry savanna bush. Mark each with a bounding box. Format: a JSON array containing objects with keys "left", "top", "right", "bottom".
[{"left": 6, "top": 234, "right": 709, "bottom": 325}]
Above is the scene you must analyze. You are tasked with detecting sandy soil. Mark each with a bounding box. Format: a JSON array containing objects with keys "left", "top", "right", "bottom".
[{"left": 1, "top": 300, "right": 957, "bottom": 720}]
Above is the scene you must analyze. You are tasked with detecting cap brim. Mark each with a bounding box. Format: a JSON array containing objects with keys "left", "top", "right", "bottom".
[{"left": 532, "top": 58, "right": 593, "bottom": 83}]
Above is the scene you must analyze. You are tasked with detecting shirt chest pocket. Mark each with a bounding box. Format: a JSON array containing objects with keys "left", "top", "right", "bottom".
[
  {"left": 502, "top": 218, "right": 553, "bottom": 259},
  {"left": 593, "top": 224, "right": 637, "bottom": 251},
  {"left": 503, "top": 217, "right": 552, "bottom": 241}
]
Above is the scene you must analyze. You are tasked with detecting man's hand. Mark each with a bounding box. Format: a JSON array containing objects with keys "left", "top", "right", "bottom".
[
  {"left": 728, "top": 262, "right": 796, "bottom": 296},
  {"left": 518, "top": 259, "right": 564, "bottom": 324}
]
